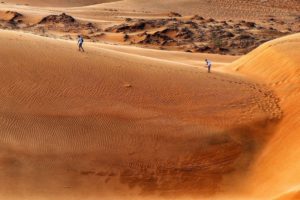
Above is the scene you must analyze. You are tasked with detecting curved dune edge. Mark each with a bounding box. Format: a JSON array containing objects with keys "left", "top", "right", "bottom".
[
  {"left": 230, "top": 33, "right": 300, "bottom": 199},
  {"left": 274, "top": 186, "right": 300, "bottom": 200}
]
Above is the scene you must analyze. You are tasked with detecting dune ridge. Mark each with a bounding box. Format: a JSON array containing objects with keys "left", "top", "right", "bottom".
[{"left": 230, "top": 33, "right": 300, "bottom": 199}]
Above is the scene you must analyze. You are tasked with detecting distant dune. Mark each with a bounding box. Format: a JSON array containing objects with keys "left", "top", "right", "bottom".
[
  {"left": 2, "top": 0, "right": 300, "bottom": 20},
  {"left": 2, "top": 0, "right": 120, "bottom": 6},
  {"left": 94, "top": 0, "right": 300, "bottom": 20}
]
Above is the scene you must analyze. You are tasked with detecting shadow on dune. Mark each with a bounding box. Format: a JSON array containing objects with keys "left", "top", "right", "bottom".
[
  {"left": 0, "top": 114, "right": 281, "bottom": 199},
  {"left": 118, "top": 118, "right": 281, "bottom": 197}
]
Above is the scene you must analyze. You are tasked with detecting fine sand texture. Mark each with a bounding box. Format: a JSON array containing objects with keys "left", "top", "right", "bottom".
[
  {"left": 0, "top": 29, "right": 282, "bottom": 200},
  {"left": 230, "top": 33, "right": 300, "bottom": 200},
  {"left": 80, "top": 0, "right": 300, "bottom": 20},
  {"left": 0, "top": 1, "right": 300, "bottom": 200},
  {"left": 1, "top": 0, "right": 120, "bottom": 7},
  {"left": 2, "top": 0, "right": 300, "bottom": 21}
]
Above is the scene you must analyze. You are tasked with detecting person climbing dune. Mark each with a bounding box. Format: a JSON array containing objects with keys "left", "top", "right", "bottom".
[
  {"left": 205, "top": 59, "right": 212, "bottom": 73},
  {"left": 78, "top": 35, "right": 84, "bottom": 52}
]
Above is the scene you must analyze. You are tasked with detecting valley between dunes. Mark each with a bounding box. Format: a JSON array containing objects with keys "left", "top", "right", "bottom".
[{"left": 0, "top": 1, "right": 300, "bottom": 200}]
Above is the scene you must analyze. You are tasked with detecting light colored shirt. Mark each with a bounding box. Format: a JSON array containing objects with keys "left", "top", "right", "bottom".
[
  {"left": 78, "top": 37, "right": 84, "bottom": 44},
  {"left": 206, "top": 60, "right": 212, "bottom": 66}
]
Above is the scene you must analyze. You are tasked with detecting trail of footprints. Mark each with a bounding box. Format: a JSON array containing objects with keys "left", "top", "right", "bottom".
[
  {"left": 205, "top": 73, "right": 283, "bottom": 122},
  {"left": 130, "top": 64, "right": 283, "bottom": 123}
]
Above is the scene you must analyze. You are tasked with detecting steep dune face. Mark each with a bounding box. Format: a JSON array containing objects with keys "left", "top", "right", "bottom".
[
  {"left": 230, "top": 33, "right": 300, "bottom": 199},
  {"left": 275, "top": 189, "right": 300, "bottom": 200},
  {"left": 0, "top": 30, "right": 280, "bottom": 199}
]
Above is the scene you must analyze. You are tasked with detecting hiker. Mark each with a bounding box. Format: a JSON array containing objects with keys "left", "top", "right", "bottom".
[
  {"left": 205, "top": 59, "right": 212, "bottom": 73},
  {"left": 78, "top": 35, "right": 84, "bottom": 52}
]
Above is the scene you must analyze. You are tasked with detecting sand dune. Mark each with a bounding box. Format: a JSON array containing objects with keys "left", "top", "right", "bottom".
[
  {"left": 2, "top": 0, "right": 300, "bottom": 20},
  {"left": 0, "top": 29, "right": 283, "bottom": 199},
  {"left": 90, "top": 0, "right": 300, "bottom": 20},
  {"left": 1, "top": 0, "right": 300, "bottom": 199},
  {"left": 230, "top": 33, "right": 300, "bottom": 199},
  {"left": 276, "top": 191, "right": 300, "bottom": 200},
  {"left": 2, "top": 0, "right": 119, "bottom": 7}
]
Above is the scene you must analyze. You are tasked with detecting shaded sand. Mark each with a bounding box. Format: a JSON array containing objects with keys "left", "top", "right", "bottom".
[
  {"left": 275, "top": 188, "right": 300, "bottom": 200},
  {"left": 0, "top": 30, "right": 281, "bottom": 199},
  {"left": 230, "top": 33, "right": 300, "bottom": 199}
]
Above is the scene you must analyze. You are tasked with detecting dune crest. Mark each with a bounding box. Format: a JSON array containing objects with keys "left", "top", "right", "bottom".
[{"left": 230, "top": 33, "right": 300, "bottom": 199}]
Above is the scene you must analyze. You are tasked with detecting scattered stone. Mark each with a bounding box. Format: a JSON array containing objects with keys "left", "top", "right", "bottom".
[
  {"left": 168, "top": 12, "right": 182, "bottom": 17},
  {"left": 106, "top": 19, "right": 169, "bottom": 33},
  {"left": 268, "top": 18, "right": 276, "bottom": 22},
  {"left": 124, "top": 83, "right": 132, "bottom": 88},
  {"left": 236, "top": 34, "right": 254, "bottom": 40},
  {"left": 244, "top": 21, "right": 256, "bottom": 28},
  {"left": 86, "top": 22, "right": 94, "bottom": 28},
  {"left": 124, "top": 33, "right": 129, "bottom": 41},
  {"left": 191, "top": 15, "right": 204, "bottom": 20},
  {"left": 185, "top": 20, "right": 198, "bottom": 28},
  {"left": 207, "top": 18, "right": 215, "bottom": 23},
  {"left": 39, "top": 13, "right": 76, "bottom": 24},
  {"left": 195, "top": 45, "right": 211, "bottom": 52}
]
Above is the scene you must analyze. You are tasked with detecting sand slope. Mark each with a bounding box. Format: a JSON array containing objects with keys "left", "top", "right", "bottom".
[
  {"left": 0, "top": 30, "right": 281, "bottom": 199},
  {"left": 0, "top": 1, "right": 299, "bottom": 199},
  {"left": 230, "top": 33, "right": 300, "bottom": 199}
]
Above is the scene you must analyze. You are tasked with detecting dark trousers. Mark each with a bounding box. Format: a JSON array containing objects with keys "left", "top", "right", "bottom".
[{"left": 79, "top": 43, "right": 84, "bottom": 52}]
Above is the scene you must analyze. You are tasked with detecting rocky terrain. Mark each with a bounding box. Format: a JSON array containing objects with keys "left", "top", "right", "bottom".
[
  {"left": 0, "top": 11, "right": 299, "bottom": 55},
  {"left": 0, "top": 10, "right": 22, "bottom": 25},
  {"left": 104, "top": 15, "right": 293, "bottom": 55}
]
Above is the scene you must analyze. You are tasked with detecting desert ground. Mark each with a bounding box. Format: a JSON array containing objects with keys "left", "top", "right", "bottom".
[{"left": 0, "top": 1, "right": 299, "bottom": 200}]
